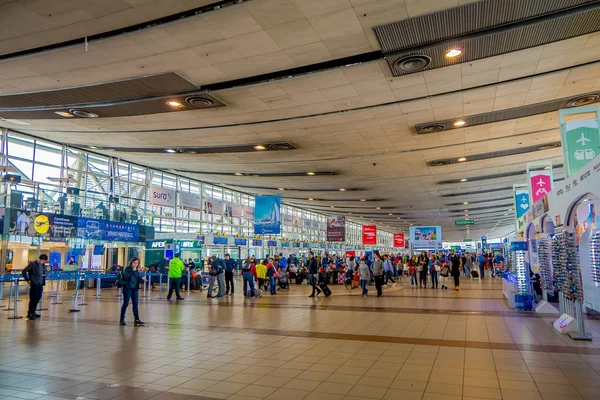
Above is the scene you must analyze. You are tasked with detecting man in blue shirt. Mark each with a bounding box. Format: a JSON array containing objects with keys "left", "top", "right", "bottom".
[
  {"left": 279, "top": 253, "right": 287, "bottom": 271},
  {"left": 224, "top": 253, "right": 238, "bottom": 296}
]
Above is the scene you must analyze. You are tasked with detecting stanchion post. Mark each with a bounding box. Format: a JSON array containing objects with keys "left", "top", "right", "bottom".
[
  {"left": 7, "top": 278, "right": 14, "bottom": 311},
  {"left": 96, "top": 277, "right": 101, "bottom": 299},
  {"left": 80, "top": 275, "right": 88, "bottom": 306},
  {"left": 69, "top": 272, "right": 80, "bottom": 312},
  {"left": 187, "top": 272, "right": 191, "bottom": 297},
  {"left": 8, "top": 278, "right": 22, "bottom": 320},
  {"left": 0, "top": 280, "right": 4, "bottom": 309},
  {"left": 37, "top": 283, "right": 48, "bottom": 312},
  {"left": 157, "top": 273, "right": 164, "bottom": 299},
  {"left": 146, "top": 273, "right": 152, "bottom": 297},
  {"left": 52, "top": 276, "right": 62, "bottom": 305}
]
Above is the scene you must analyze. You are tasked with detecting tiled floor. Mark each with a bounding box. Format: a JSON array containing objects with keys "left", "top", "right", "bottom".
[{"left": 1, "top": 277, "right": 600, "bottom": 399}]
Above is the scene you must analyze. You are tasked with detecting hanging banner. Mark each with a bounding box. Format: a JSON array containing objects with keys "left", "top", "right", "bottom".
[
  {"left": 150, "top": 185, "right": 176, "bottom": 208},
  {"left": 514, "top": 186, "right": 530, "bottom": 218},
  {"left": 327, "top": 216, "right": 345, "bottom": 242},
  {"left": 283, "top": 214, "right": 293, "bottom": 226},
  {"left": 293, "top": 217, "right": 301, "bottom": 227},
  {"left": 181, "top": 191, "right": 201, "bottom": 211},
  {"left": 302, "top": 219, "right": 311, "bottom": 229},
  {"left": 527, "top": 163, "right": 553, "bottom": 205},
  {"left": 206, "top": 198, "right": 224, "bottom": 215},
  {"left": 559, "top": 106, "right": 600, "bottom": 177},
  {"left": 230, "top": 204, "right": 243, "bottom": 218},
  {"left": 409, "top": 226, "right": 442, "bottom": 249},
  {"left": 393, "top": 233, "right": 405, "bottom": 248},
  {"left": 254, "top": 196, "right": 281, "bottom": 234},
  {"left": 243, "top": 206, "right": 254, "bottom": 220},
  {"left": 362, "top": 225, "right": 377, "bottom": 245}
]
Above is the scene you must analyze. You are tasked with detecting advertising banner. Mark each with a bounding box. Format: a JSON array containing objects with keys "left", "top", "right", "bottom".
[
  {"left": 362, "top": 225, "right": 377, "bottom": 245},
  {"left": 327, "top": 216, "right": 345, "bottom": 242},
  {"left": 243, "top": 206, "right": 254, "bottom": 220},
  {"left": 206, "top": 198, "right": 224, "bottom": 215},
  {"left": 283, "top": 214, "right": 293, "bottom": 226},
  {"left": 409, "top": 226, "right": 442, "bottom": 249},
  {"left": 150, "top": 185, "right": 176, "bottom": 208},
  {"left": 8, "top": 209, "right": 139, "bottom": 242},
  {"left": 514, "top": 186, "right": 530, "bottom": 218},
  {"left": 254, "top": 196, "right": 281, "bottom": 234},
  {"left": 181, "top": 191, "right": 201, "bottom": 211},
  {"left": 559, "top": 106, "right": 600, "bottom": 177},
  {"left": 227, "top": 204, "right": 241, "bottom": 218},
  {"left": 527, "top": 164, "right": 553, "bottom": 205},
  {"left": 393, "top": 233, "right": 405, "bottom": 248},
  {"left": 311, "top": 220, "right": 319, "bottom": 230}
]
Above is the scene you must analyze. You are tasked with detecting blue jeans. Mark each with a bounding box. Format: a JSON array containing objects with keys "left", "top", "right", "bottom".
[
  {"left": 120, "top": 288, "right": 139, "bottom": 321},
  {"left": 431, "top": 270, "right": 438, "bottom": 288},
  {"left": 410, "top": 273, "right": 417, "bottom": 285},
  {"left": 269, "top": 277, "right": 277, "bottom": 294},
  {"left": 309, "top": 275, "right": 319, "bottom": 295},
  {"left": 385, "top": 270, "right": 395, "bottom": 284},
  {"left": 243, "top": 272, "right": 255, "bottom": 297},
  {"left": 360, "top": 279, "right": 368, "bottom": 295}
]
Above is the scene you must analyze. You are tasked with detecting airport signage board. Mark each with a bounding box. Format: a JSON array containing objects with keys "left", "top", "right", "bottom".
[
  {"left": 181, "top": 191, "right": 201, "bottom": 211},
  {"left": 362, "top": 225, "right": 377, "bottom": 245},
  {"left": 326, "top": 216, "right": 345, "bottom": 242},
  {"left": 150, "top": 185, "right": 176, "bottom": 208},
  {"left": 409, "top": 226, "right": 442, "bottom": 249},
  {"left": 454, "top": 219, "right": 474, "bottom": 225},
  {"left": 393, "top": 233, "right": 405, "bottom": 248}
]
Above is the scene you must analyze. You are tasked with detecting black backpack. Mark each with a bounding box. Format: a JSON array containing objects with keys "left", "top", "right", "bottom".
[{"left": 116, "top": 270, "right": 126, "bottom": 288}]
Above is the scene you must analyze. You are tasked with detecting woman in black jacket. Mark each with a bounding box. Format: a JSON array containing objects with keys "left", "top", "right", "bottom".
[{"left": 120, "top": 257, "right": 146, "bottom": 326}]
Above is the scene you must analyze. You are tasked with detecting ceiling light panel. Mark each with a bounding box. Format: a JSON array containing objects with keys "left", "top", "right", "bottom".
[
  {"left": 376, "top": 1, "right": 600, "bottom": 76},
  {"left": 427, "top": 142, "right": 561, "bottom": 166},
  {"left": 415, "top": 91, "right": 600, "bottom": 134},
  {"left": 94, "top": 142, "right": 296, "bottom": 155},
  {"left": 438, "top": 167, "right": 565, "bottom": 185}
]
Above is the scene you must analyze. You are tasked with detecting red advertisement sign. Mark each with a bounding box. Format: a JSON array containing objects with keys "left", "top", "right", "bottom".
[
  {"left": 362, "top": 225, "right": 377, "bottom": 245},
  {"left": 394, "top": 233, "right": 405, "bottom": 248}
]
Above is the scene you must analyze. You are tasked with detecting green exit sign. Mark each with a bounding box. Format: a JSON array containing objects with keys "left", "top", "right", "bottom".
[{"left": 455, "top": 219, "right": 475, "bottom": 226}]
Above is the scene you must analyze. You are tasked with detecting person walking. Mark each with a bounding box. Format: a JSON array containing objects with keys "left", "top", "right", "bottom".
[
  {"left": 464, "top": 252, "right": 472, "bottom": 276},
  {"left": 210, "top": 256, "right": 226, "bottom": 297},
  {"left": 383, "top": 254, "right": 397, "bottom": 287},
  {"left": 167, "top": 253, "right": 185, "bottom": 301},
  {"left": 22, "top": 254, "right": 47, "bottom": 320},
  {"left": 358, "top": 259, "right": 370, "bottom": 296},
  {"left": 372, "top": 252, "right": 385, "bottom": 297},
  {"left": 430, "top": 255, "right": 439, "bottom": 289},
  {"left": 307, "top": 252, "right": 321, "bottom": 297},
  {"left": 119, "top": 257, "right": 146, "bottom": 326},
  {"left": 439, "top": 260, "right": 450, "bottom": 289},
  {"left": 266, "top": 259, "right": 278, "bottom": 295},
  {"left": 450, "top": 250, "right": 461, "bottom": 291},
  {"left": 224, "top": 253, "right": 238, "bottom": 296},
  {"left": 418, "top": 252, "right": 428, "bottom": 288},
  {"left": 477, "top": 253, "right": 486, "bottom": 279}
]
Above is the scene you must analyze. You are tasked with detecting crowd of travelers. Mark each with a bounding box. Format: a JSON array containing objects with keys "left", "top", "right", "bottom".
[{"left": 19, "top": 249, "right": 505, "bottom": 325}]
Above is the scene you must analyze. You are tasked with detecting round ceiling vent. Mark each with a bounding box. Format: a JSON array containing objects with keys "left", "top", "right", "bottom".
[
  {"left": 185, "top": 96, "right": 215, "bottom": 108},
  {"left": 267, "top": 143, "right": 293, "bottom": 151},
  {"left": 69, "top": 109, "right": 98, "bottom": 118},
  {"left": 419, "top": 124, "right": 446, "bottom": 133},
  {"left": 567, "top": 94, "right": 600, "bottom": 107},
  {"left": 393, "top": 54, "right": 431, "bottom": 72}
]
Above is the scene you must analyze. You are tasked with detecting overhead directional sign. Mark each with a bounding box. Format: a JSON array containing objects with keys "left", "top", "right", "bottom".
[{"left": 455, "top": 219, "right": 474, "bottom": 226}]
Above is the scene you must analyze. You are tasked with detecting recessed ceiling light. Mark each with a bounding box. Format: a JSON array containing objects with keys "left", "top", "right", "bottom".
[
  {"left": 410, "top": 223, "right": 414, "bottom": 226},
  {"left": 360, "top": 199, "right": 366, "bottom": 202},
  {"left": 388, "top": 213, "right": 393, "bottom": 216},
  {"left": 463, "top": 202, "right": 469, "bottom": 205},
  {"left": 376, "top": 207, "right": 381, "bottom": 210},
  {"left": 308, "top": 198, "right": 314, "bottom": 201},
  {"left": 234, "top": 172, "right": 243, "bottom": 176},
  {"left": 464, "top": 209, "right": 469, "bottom": 212},
  {"left": 165, "top": 149, "right": 177, "bottom": 153},
  {"left": 460, "top": 178, "right": 468, "bottom": 182},
  {"left": 55, "top": 111, "right": 74, "bottom": 118},
  {"left": 330, "top": 206, "right": 335, "bottom": 208},
  {"left": 544, "top": 166, "right": 550, "bottom": 170},
  {"left": 349, "top": 212, "right": 353, "bottom": 214},
  {"left": 278, "top": 188, "right": 285, "bottom": 191},
  {"left": 306, "top": 172, "right": 316, "bottom": 176},
  {"left": 454, "top": 120, "right": 466, "bottom": 127},
  {"left": 445, "top": 48, "right": 463, "bottom": 58},
  {"left": 88, "top": 146, "right": 98, "bottom": 150},
  {"left": 166, "top": 100, "right": 183, "bottom": 108},
  {"left": 457, "top": 157, "right": 467, "bottom": 162},
  {"left": 254, "top": 145, "right": 267, "bottom": 151},
  {"left": 339, "top": 188, "right": 346, "bottom": 191},
  {"left": 397, "top": 217, "right": 400, "bottom": 220}
]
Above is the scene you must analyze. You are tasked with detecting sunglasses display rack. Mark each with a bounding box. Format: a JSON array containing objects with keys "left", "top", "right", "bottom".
[
  {"left": 514, "top": 249, "right": 529, "bottom": 296},
  {"left": 591, "top": 230, "right": 600, "bottom": 285},
  {"left": 537, "top": 237, "right": 554, "bottom": 293}
]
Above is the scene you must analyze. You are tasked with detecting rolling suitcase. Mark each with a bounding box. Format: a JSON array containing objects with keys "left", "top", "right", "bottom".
[
  {"left": 471, "top": 270, "right": 479, "bottom": 279},
  {"left": 319, "top": 284, "right": 332, "bottom": 297},
  {"left": 247, "top": 288, "right": 262, "bottom": 298}
]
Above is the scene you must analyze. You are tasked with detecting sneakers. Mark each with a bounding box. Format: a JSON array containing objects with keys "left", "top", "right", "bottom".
[
  {"left": 134, "top": 320, "right": 145, "bottom": 326},
  {"left": 309, "top": 294, "right": 315, "bottom": 297},
  {"left": 119, "top": 320, "right": 126, "bottom": 326},
  {"left": 176, "top": 297, "right": 184, "bottom": 301}
]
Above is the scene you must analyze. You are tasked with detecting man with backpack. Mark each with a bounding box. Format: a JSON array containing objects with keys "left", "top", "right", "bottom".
[
  {"left": 211, "top": 256, "right": 226, "bottom": 297},
  {"left": 477, "top": 253, "right": 486, "bottom": 279}
]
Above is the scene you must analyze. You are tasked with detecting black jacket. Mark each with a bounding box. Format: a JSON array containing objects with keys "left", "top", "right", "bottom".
[
  {"left": 22, "top": 260, "right": 45, "bottom": 285},
  {"left": 450, "top": 255, "right": 461, "bottom": 277},
  {"left": 122, "top": 267, "right": 141, "bottom": 289},
  {"left": 307, "top": 257, "right": 318, "bottom": 275}
]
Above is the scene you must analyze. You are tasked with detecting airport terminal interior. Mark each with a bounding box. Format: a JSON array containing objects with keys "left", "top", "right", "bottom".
[{"left": 2, "top": 0, "right": 600, "bottom": 399}]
